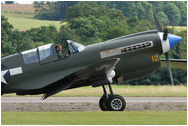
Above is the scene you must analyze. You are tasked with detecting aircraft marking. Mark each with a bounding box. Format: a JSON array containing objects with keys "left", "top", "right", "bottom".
[
  {"left": 1, "top": 65, "right": 11, "bottom": 87},
  {"left": 100, "top": 41, "right": 153, "bottom": 58},
  {"left": 1, "top": 70, "right": 9, "bottom": 84},
  {"left": 1, "top": 66, "right": 23, "bottom": 86},
  {"left": 9, "top": 67, "right": 23, "bottom": 76},
  {"left": 152, "top": 55, "right": 159, "bottom": 62}
]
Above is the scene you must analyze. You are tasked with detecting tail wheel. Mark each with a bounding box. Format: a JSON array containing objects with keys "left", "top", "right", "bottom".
[{"left": 107, "top": 95, "right": 126, "bottom": 111}]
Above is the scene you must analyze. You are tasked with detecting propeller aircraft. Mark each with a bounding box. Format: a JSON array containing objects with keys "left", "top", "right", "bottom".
[{"left": 1, "top": 12, "right": 186, "bottom": 111}]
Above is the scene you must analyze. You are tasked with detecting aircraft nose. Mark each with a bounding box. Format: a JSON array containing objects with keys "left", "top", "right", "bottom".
[{"left": 168, "top": 34, "right": 182, "bottom": 49}]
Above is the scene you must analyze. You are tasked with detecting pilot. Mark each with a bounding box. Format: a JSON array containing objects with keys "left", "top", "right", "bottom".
[
  {"left": 55, "top": 44, "right": 70, "bottom": 59},
  {"left": 55, "top": 44, "right": 62, "bottom": 52}
]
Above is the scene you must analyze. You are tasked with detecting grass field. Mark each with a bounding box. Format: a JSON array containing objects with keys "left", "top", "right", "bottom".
[
  {"left": 1, "top": 11, "right": 62, "bottom": 30},
  {"left": 2, "top": 11, "right": 187, "bottom": 32},
  {"left": 3, "top": 85, "right": 187, "bottom": 97},
  {"left": 1, "top": 111, "right": 186, "bottom": 125},
  {"left": 167, "top": 26, "right": 187, "bottom": 32}
]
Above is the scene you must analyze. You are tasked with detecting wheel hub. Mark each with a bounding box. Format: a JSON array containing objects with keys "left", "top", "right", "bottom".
[{"left": 111, "top": 98, "right": 123, "bottom": 110}]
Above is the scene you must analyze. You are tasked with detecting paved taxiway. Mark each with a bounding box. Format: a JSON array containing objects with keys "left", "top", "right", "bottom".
[{"left": 2, "top": 97, "right": 187, "bottom": 111}]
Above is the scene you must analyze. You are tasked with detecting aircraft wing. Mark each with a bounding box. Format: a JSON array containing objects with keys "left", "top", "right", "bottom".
[
  {"left": 71, "top": 58, "right": 120, "bottom": 82},
  {"left": 42, "top": 58, "right": 120, "bottom": 99},
  {"left": 161, "top": 59, "right": 187, "bottom": 70}
]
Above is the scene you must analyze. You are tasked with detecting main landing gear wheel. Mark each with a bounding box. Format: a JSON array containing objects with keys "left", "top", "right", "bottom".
[
  {"left": 107, "top": 95, "right": 126, "bottom": 111},
  {"left": 99, "top": 96, "right": 109, "bottom": 111},
  {"left": 99, "top": 85, "right": 126, "bottom": 111}
]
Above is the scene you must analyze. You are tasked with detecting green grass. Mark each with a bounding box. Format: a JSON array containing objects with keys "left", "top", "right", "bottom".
[
  {"left": 3, "top": 85, "right": 187, "bottom": 97},
  {"left": 1, "top": 11, "right": 63, "bottom": 30},
  {"left": 167, "top": 26, "right": 187, "bottom": 32},
  {"left": 1, "top": 111, "right": 187, "bottom": 125},
  {"left": 56, "top": 85, "right": 187, "bottom": 97},
  {"left": 2, "top": 11, "right": 187, "bottom": 32}
]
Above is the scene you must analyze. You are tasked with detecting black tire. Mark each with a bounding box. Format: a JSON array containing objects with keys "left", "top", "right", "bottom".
[
  {"left": 99, "top": 95, "right": 112, "bottom": 111},
  {"left": 107, "top": 95, "right": 126, "bottom": 111},
  {"left": 99, "top": 97, "right": 108, "bottom": 111}
]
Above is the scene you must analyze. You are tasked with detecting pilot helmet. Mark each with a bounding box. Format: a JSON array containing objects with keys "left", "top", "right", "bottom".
[{"left": 56, "top": 45, "right": 62, "bottom": 52}]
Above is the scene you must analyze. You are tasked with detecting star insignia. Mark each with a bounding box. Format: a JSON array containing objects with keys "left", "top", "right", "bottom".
[{"left": 1, "top": 70, "right": 8, "bottom": 84}]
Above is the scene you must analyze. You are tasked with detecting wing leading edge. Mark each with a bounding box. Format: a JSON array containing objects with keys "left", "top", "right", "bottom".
[{"left": 161, "top": 59, "right": 187, "bottom": 70}]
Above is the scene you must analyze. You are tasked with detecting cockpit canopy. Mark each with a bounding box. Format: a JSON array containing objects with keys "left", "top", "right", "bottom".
[
  {"left": 22, "top": 41, "right": 86, "bottom": 64},
  {"left": 22, "top": 43, "right": 55, "bottom": 64}
]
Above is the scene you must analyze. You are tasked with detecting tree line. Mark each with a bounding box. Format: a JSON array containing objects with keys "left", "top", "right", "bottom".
[
  {"left": 34, "top": 1, "right": 187, "bottom": 26},
  {"left": 1, "top": 1, "right": 187, "bottom": 85}
]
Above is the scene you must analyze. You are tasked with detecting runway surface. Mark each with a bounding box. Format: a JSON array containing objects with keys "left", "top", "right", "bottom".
[{"left": 1, "top": 97, "right": 187, "bottom": 111}]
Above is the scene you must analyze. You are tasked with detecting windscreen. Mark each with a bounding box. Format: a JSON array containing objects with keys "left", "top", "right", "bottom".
[{"left": 67, "top": 40, "right": 86, "bottom": 53}]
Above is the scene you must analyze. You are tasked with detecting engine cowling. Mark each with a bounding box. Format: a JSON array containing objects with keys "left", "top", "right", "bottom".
[{"left": 115, "top": 53, "right": 161, "bottom": 83}]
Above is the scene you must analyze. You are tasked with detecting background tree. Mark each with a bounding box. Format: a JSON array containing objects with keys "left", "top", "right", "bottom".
[
  {"left": 34, "top": 1, "right": 78, "bottom": 20},
  {"left": 5, "top": 1, "right": 14, "bottom": 4},
  {"left": 33, "top": 1, "right": 187, "bottom": 26},
  {"left": 26, "top": 25, "right": 58, "bottom": 44},
  {"left": 66, "top": 1, "right": 106, "bottom": 20},
  {"left": 164, "top": 2, "right": 181, "bottom": 26},
  {"left": 127, "top": 17, "right": 138, "bottom": 27},
  {"left": 1, "top": 15, "right": 17, "bottom": 55}
]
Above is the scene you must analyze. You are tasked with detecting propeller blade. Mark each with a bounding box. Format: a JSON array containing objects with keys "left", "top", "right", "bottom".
[
  {"left": 163, "top": 29, "right": 168, "bottom": 40},
  {"left": 153, "top": 11, "right": 163, "bottom": 32},
  {"left": 165, "top": 52, "right": 174, "bottom": 85}
]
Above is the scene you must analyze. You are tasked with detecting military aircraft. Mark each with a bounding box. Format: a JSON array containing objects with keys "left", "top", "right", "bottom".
[{"left": 1, "top": 12, "right": 186, "bottom": 111}]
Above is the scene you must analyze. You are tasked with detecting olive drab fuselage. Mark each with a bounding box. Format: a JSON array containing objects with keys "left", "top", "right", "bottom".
[{"left": 2, "top": 30, "right": 164, "bottom": 94}]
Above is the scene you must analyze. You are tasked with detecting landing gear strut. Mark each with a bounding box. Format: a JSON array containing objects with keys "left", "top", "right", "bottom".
[{"left": 99, "top": 84, "right": 126, "bottom": 111}]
